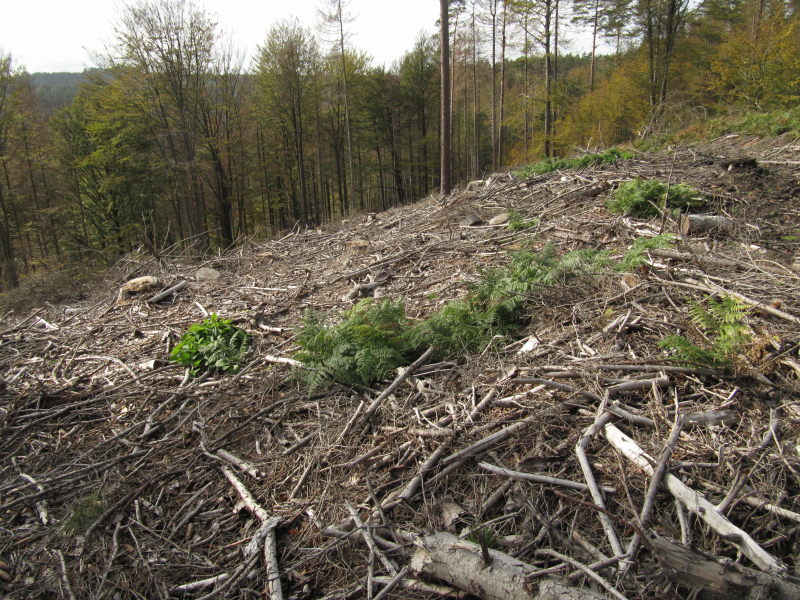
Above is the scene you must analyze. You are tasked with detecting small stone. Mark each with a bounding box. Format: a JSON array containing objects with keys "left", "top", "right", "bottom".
[{"left": 196, "top": 267, "right": 221, "bottom": 281}]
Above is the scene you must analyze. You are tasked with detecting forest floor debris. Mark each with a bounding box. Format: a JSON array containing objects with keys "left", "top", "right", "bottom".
[{"left": 2, "top": 134, "right": 800, "bottom": 599}]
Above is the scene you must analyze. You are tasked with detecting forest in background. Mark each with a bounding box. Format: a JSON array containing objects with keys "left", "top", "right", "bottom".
[{"left": 1, "top": 0, "right": 799, "bottom": 299}]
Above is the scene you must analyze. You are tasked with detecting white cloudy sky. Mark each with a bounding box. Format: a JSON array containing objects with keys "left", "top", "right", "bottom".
[{"left": 1, "top": 0, "right": 442, "bottom": 73}]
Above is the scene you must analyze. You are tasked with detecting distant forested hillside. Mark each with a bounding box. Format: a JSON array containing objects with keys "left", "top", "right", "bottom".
[
  {"left": 1, "top": 0, "right": 799, "bottom": 300},
  {"left": 28, "top": 72, "right": 87, "bottom": 112}
]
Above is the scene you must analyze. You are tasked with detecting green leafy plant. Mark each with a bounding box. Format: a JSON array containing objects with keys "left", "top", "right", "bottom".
[
  {"left": 617, "top": 233, "right": 675, "bottom": 271},
  {"left": 170, "top": 313, "right": 250, "bottom": 376},
  {"left": 406, "top": 299, "right": 493, "bottom": 358},
  {"left": 515, "top": 148, "right": 632, "bottom": 177},
  {"left": 408, "top": 245, "right": 610, "bottom": 358},
  {"left": 294, "top": 299, "right": 413, "bottom": 391},
  {"left": 507, "top": 209, "right": 540, "bottom": 231},
  {"left": 606, "top": 178, "right": 705, "bottom": 218},
  {"left": 659, "top": 295, "right": 752, "bottom": 367}
]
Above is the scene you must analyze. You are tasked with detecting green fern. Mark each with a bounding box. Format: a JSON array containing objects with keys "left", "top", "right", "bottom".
[
  {"left": 405, "top": 299, "right": 492, "bottom": 357},
  {"left": 514, "top": 148, "right": 632, "bottom": 177},
  {"left": 294, "top": 245, "right": 630, "bottom": 389},
  {"left": 507, "top": 209, "right": 540, "bottom": 231},
  {"left": 659, "top": 295, "right": 752, "bottom": 367},
  {"left": 607, "top": 179, "right": 706, "bottom": 218},
  {"left": 618, "top": 233, "right": 675, "bottom": 271},
  {"left": 294, "top": 299, "right": 412, "bottom": 391}
]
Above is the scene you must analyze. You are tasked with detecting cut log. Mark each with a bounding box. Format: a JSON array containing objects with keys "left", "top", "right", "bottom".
[
  {"left": 652, "top": 535, "right": 800, "bottom": 600},
  {"left": 679, "top": 214, "right": 740, "bottom": 236},
  {"left": 410, "top": 532, "right": 607, "bottom": 600}
]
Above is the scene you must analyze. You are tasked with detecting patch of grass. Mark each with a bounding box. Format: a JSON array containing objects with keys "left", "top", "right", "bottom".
[
  {"left": 515, "top": 148, "right": 632, "bottom": 177},
  {"left": 466, "top": 525, "right": 501, "bottom": 550},
  {"left": 710, "top": 106, "right": 800, "bottom": 137},
  {"left": 170, "top": 313, "right": 250, "bottom": 376},
  {"left": 606, "top": 178, "right": 706, "bottom": 218}
]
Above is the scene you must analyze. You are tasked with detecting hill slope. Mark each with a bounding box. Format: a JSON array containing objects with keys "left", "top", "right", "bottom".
[{"left": 2, "top": 135, "right": 800, "bottom": 599}]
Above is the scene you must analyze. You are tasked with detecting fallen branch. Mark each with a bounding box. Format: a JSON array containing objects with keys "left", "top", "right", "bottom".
[
  {"left": 147, "top": 279, "right": 189, "bottom": 303},
  {"left": 222, "top": 467, "right": 283, "bottom": 600},
  {"left": 604, "top": 422, "right": 785, "bottom": 574},
  {"left": 478, "top": 462, "right": 615, "bottom": 494}
]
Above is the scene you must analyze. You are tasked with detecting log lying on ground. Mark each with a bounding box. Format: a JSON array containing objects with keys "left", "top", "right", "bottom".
[
  {"left": 679, "top": 214, "right": 740, "bottom": 236},
  {"left": 652, "top": 535, "right": 800, "bottom": 600},
  {"left": 410, "top": 532, "right": 606, "bottom": 600}
]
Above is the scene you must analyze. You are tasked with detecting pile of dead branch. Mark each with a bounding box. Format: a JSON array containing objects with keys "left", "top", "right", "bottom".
[{"left": 2, "top": 134, "right": 800, "bottom": 600}]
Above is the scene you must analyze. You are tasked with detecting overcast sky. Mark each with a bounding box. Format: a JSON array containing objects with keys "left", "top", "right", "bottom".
[{"left": 1, "top": 0, "right": 442, "bottom": 73}]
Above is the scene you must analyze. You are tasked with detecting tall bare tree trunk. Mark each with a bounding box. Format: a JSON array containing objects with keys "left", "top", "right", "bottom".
[
  {"left": 472, "top": 4, "right": 480, "bottom": 178},
  {"left": 489, "top": 0, "right": 498, "bottom": 171},
  {"left": 590, "top": 0, "right": 599, "bottom": 91},
  {"left": 498, "top": 0, "right": 507, "bottom": 168},
  {"left": 544, "top": 0, "right": 553, "bottom": 158},
  {"left": 440, "top": 0, "right": 452, "bottom": 194},
  {"left": 336, "top": 0, "right": 357, "bottom": 212}
]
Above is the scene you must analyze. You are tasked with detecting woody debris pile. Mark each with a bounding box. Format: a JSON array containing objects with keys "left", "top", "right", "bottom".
[{"left": 2, "top": 134, "right": 800, "bottom": 599}]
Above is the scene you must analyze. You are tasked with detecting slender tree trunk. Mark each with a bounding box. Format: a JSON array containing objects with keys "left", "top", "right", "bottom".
[
  {"left": 472, "top": 4, "right": 480, "bottom": 178},
  {"left": 544, "top": 0, "right": 553, "bottom": 158},
  {"left": 590, "top": 0, "right": 599, "bottom": 91},
  {"left": 336, "top": 0, "right": 357, "bottom": 212},
  {"left": 498, "top": 0, "right": 507, "bottom": 168},
  {"left": 440, "top": 0, "right": 452, "bottom": 194},
  {"left": 490, "top": 0, "right": 498, "bottom": 171},
  {"left": 0, "top": 180, "right": 17, "bottom": 289},
  {"left": 523, "top": 13, "right": 529, "bottom": 164}
]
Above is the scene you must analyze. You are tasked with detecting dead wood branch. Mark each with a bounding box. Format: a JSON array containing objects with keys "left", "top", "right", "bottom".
[
  {"left": 652, "top": 535, "right": 800, "bottom": 600},
  {"left": 604, "top": 422, "right": 785, "bottom": 574}
]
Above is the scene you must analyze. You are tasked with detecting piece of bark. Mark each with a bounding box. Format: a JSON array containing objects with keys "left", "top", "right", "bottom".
[
  {"left": 409, "top": 532, "right": 606, "bottom": 600},
  {"left": 652, "top": 535, "right": 800, "bottom": 600}
]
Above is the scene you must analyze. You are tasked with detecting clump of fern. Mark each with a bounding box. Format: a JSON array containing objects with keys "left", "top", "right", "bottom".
[
  {"left": 607, "top": 178, "right": 706, "bottom": 218},
  {"left": 507, "top": 209, "right": 539, "bottom": 231},
  {"left": 170, "top": 313, "right": 249, "bottom": 376},
  {"left": 294, "top": 246, "right": 621, "bottom": 389},
  {"left": 405, "top": 299, "right": 492, "bottom": 358},
  {"left": 617, "top": 233, "right": 675, "bottom": 271},
  {"left": 294, "top": 299, "right": 413, "bottom": 391},
  {"left": 659, "top": 295, "right": 753, "bottom": 367},
  {"left": 408, "top": 245, "right": 611, "bottom": 358},
  {"left": 515, "top": 148, "right": 632, "bottom": 177}
]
